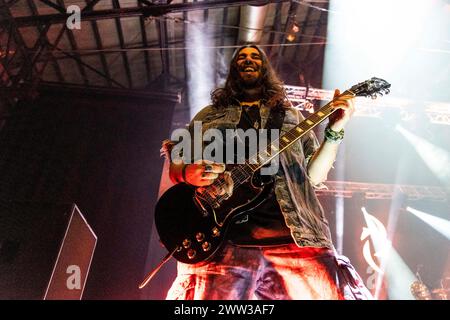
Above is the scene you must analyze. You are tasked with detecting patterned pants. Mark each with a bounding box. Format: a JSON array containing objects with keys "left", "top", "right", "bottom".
[{"left": 166, "top": 243, "right": 373, "bottom": 300}]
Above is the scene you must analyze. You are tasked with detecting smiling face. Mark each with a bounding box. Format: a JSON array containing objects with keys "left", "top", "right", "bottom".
[{"left": 235, "top": 47, "right": 263, "bottom": 87}]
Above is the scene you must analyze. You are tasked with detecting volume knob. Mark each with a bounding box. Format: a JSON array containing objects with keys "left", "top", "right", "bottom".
[
  {"left": 202, "top": 241, "right": 211, "bottom": 252},
  {"left": 182, "top": 239, "right": 191, "bottom": 248},
  {"left": 196, "top": 232, "right": 205, "bottom": 242},
  {"left": 187, "top": 249, "right": 197, "bottom": 259}
]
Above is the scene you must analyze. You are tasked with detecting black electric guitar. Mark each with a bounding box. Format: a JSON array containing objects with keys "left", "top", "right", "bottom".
[{"left": 155, "top": 77, "right": 391, "bottom": 264}]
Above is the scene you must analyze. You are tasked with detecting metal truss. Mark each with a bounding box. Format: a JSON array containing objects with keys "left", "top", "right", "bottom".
[
  {"left": 0, "top": 0, "right": 106, "bottom": 106},
  {"left": 285, "top": 84, "right": 450, "bottom": 126},
  {"left": 0, "top": 0, "right": 35, "bottom": 106},
  {"left": 316, "top": 181, "right": 449, "bottom": 202},
  {"left": 0, "top": 0, "right": 290, "bottom": 27},
  {"left": 0, "top": 0, "right": 183, "bottom": 106},
  {"left": 426, "top": 102, "right": 450, "bottom": 125},
  {"left": 1, "top": 0, "right": 293, "bottom": 105}
]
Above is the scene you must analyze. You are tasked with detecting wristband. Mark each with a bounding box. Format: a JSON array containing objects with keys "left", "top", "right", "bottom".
[{"left": 325, "top": 126, "right": 344, "bottom": 144}]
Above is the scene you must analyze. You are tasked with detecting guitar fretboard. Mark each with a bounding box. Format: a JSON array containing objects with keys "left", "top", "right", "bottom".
[{"left": 245, "top": 89, "right": 353, "bottom": 171}]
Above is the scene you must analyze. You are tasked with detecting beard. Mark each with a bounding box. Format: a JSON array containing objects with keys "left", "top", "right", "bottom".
[
  {"left": 234, "top": 75, "right": 263, "bottom": 101},
  {"left": 237, "top": 74, "right": 263, "bottom": 90}
]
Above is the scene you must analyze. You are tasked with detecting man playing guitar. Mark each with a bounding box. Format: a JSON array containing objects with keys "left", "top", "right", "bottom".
[{"left": 160, "top": 45, "right": 374, "bottom": 300}]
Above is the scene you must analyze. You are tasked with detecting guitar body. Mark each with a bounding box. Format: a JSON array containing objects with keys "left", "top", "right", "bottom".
[{"left": 154, "top": 172, "right": 274, "bottom": 264}]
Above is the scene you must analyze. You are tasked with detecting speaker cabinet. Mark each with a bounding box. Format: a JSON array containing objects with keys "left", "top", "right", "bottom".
[{"left": 0, "top": 201, "right": 97, "bottom": 299}]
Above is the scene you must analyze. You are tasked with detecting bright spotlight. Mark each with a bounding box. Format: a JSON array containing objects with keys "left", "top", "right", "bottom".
[
  {"left": 361, "top": 207, "right": 417, "bottom": 299},
  {"left": 323, "top": 0, "right": 434, "bottom": 89},
  {"left": 186, "top": 18, "right": 215, "bottom": 117},
  {"left": 406, "top": 207, "right": 450, "bottom": 240},
  {"left": 396, "top": 125, "right": 450, "bottom": 187},
  {"left": 323, "top": 0, "right": 449, "bottom": 118}
]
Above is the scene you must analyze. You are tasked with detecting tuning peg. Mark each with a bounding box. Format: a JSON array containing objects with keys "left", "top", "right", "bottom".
[
  {"left": 371, "top": 93, "right": 378, "bottom": 99},
  {"left": 384, "top": 88, "right": 390, "bottom": 95}
]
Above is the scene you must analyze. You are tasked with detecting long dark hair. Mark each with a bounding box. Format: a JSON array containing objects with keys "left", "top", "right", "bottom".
[{"left": 211, "top": 45, "right": 288, "bottom": 109}]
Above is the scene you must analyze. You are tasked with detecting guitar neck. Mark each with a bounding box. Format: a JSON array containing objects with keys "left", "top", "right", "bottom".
[
  {"left": 246, "top": 89, "right": 354, "bottom": 171},
  {"left": 208, "top": 76, "right": 390, "bottom": 207}
]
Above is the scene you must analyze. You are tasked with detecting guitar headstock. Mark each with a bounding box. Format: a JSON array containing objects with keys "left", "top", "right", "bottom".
[{"left": 349, "top": 77, "right": 391, "bottom": 99}]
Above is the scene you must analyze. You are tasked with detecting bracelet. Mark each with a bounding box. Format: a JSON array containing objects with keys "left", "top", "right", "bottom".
[{"left": 325, "top": 126, "right": 344, "bottom": 144}]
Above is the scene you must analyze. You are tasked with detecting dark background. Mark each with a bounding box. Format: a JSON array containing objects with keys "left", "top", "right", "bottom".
[{"left": 0, "top": 88, "right": 175, "bottom": 299}]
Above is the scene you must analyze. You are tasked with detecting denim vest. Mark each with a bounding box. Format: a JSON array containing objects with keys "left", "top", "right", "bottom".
[{"left": 164, "top": 101, "right": 334, "bottom": 249}]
